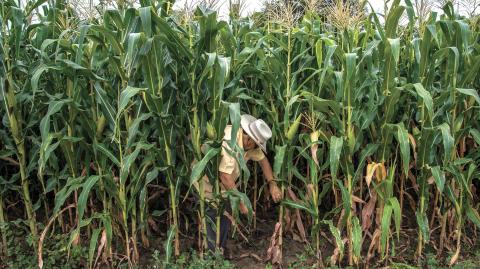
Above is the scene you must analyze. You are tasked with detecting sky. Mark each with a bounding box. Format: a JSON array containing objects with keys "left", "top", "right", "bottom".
[
  {"left": 172, "top": 0, "right": 389, "bottom": 19},
  {"left": 24, "top": 0, "right": 475, "bottom": 21},
  {"left": 171, "top": 0, "right": 476, "bottom": 20}
]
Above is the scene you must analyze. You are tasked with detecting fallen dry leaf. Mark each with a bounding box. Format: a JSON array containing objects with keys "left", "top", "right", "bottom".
[
  {"left": 266, "top": 222, "right": 283, "bottom": 266},
  {"left": 38, "top": 204, "right": 75, "bottom": 269},
  {"left": 93, "top": 229, "right": 108, "bottom": 268},
  {"left": 449, "top": 247, "right": 460, "bottom": 266},
  {"left": 366, "top": 228, "right": 381, "bottom": 265},
  {"left": 238, "top": 252, "right": 263, "bottom": 262}
]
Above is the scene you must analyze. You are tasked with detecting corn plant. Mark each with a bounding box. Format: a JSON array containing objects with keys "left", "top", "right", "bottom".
[{"left": 0, "top": 0, "right": 479, "bottom": 268}]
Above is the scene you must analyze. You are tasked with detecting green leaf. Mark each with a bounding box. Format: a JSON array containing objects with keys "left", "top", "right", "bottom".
[
  {"left": 273, "top": 145, "right": 287, "bottom": 178},
  {"left": 336, "top": 180, "right": 351, "bottom": 226},
  {"left": 324, "top": 220, "right": 344, "bottom": 260},
  {"left": 190, "top": 147, "right": 221, "bottom": 186},
  {"left": 78, "top": 176, "right": 100, "bottom": 221},
  {"left": 38, "top": 136, "right": 61, "bottom": 179},
  {"left": 431, "top": 166, "right": 445, "bottom": 193},
  {"left": 352, "top": 216, "right": 362, "bottom": 259},
  {"left": 388, "top": 38, "right": 401, "bottom": 63},
  {"left": 54, "top": 177, "right": 84, "bottom": 213},
  {"left": 416, "top": 211, "right": 429, "bottom": 243},
  {"left": 103, "top": 215, "right": 112, "bottom": 251},
  {"left": 466, "top": 205, "right": 480, "bottom": 229},
  {"left": 139, "top": 7, "right": 152, "bottom": 37},
  {"left": 395, "top": 123, "right": 410, "bottom": 176},
  {"left": 380, "top": 203, "right": 392, "bottom": 256},
  {"left": 40, "top": 99, "right": 71, "bottom": 141},
  {"left": 127, "top": 113, "right": 151, "bottom": 147},
  {"left": 94, "top": 82, "right": 116, "bottom": 126},
  {"left": 26, "top": 0, "right": 48, "bottom": 15},
  {"left": 389, "top": 197, "right": 401, "bottom": 240},
  {"left": 88, "top": 228, "right": 101, "bottom": 269},
  {"left": 437, "top": 123, "right": 454, "bottom": 163},
  {"left": 354, "top": 144, "right": 379, "bottom": 181},
  {"left": 225, "top": 188, "right": 254, "bottom": 221},
  {"left": 31, "top": 65, "right": 61, "bottom": 100},
  {"left": 117, "top": 86, "right": 147, "bottom": 118},
  {"left": 470, "top": 129, "right": 480, "bottom": 145},
  {"left": 164, "top": 225, "right": 176, "bottom": 264},
  {"left": 120, "top": 143, "right": 153, "bottom": 185},
  {"left": 329, "top": 136, "right": 343, "bottom": 181},
  {"left": 385, "top": 4, "right": 405, "bottom": 38},
  {"left": 228, "top": 102, "right": 241, "bottom": 149},
  {"left": 456, "top": 88, "right": 480, "bottom": 106},
  {"left": 60, "top": 59, "right": 87, "bottom": 70},
  {"left": 281, "top": 199, "right": 317, "bottom": 217},
  {"left": 94, "top": 143, "right": 120, "bottom": 167},
  {"left": 315, "top": 39, "right": 323, "bottom": 68},
  {"left": 90, "top": 26, "right": 124, "bottom": 54},
  {"left": 412, "top": 83, "right": 433, "bottom": 121}
]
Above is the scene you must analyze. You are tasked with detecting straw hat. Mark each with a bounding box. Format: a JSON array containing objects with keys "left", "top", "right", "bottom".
[{"left": 240, "top": 114, "right": 272, "bottom": 153}]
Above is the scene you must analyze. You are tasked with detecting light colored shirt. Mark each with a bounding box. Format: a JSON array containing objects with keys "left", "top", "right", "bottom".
[{"left": 194, "top": 125, "right": 265, "bottom": 200}]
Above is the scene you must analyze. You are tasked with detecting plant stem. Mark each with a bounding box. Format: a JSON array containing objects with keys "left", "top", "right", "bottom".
[{"left": 0, "top": 193, "right": 8, "bottom": 257}]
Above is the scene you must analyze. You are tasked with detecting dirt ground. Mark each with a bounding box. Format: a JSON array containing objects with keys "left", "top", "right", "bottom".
[
  {"left": 140, "top": 217, "right": 480, "bottom": 269},
  {"left": 141, "top": 209, "right": 323, "bottom": 268},
  {"left": 139, "top": 202, "right": 480, "bottom": 268},
  {"left": 228, "top": 218, "right": 317, "bottom": 268}
]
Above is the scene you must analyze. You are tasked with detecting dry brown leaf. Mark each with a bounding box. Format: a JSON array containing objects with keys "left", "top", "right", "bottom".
[
  {"left": 72, "top": 232, "right": 80, "bottom": 246},
  {"left": 292, "top": 231, "right": 302, "bottom": 242},
  {"left": 375, "top": 163, "right": 387, "bottom": 182},
  {"left": 352, "top": 195, "right": 365, "bottom": 204},
  {"left": 408, "top": 133, "right": 417, "bottom": 162},
  {"left": 93, "top": 229, "right": 107, "bottom": 268},
  {"left": 307, "top": 184, "right": 315, "bottom": 201},
  {"left": 266, "top": 222, "right": 282, "bottom": 266},
  {"left": 224, "top": 212, "right": 249, "bottom": 243},
  {"left": 141, "top": 231, "right": 150, "bottom": 248},
  {"left": 148, "top": 216, "right": 159, "bottom": 232},
  {"left": 365, "top": 162, "right": 378, "bottom": 187},
  {"left": 38, "top": 204, "right": 76, "bottom": 269},
  {"left": 287, "top": 188, "right": 297, "bottom": 201},
  {"left": 284, "top": 208, "right": 292, "bottom": 232},
  {"left": 336, "top": 209, "right": 345, "bottom": 230},
  {"left": 272, "top": 247, "right": 282, "bottom": 265},
  {"left": 0, "top": 156, "right": 20, "bottom": 166},
  {"left": 408, "top": 133, "right": 416, "bottom": 150},
  {"left": 330, "top": 238, "right": 348, "bottom": 266},
  {"left": 330, "top": 245, "right": 340, "bottom": 265},
  {"left": 449, "top": 248, "right": 460, "bottom": 265},
  {"left": 362, "top": 192, "right": 377, "bottom": 231},
  {"left": 295, "top": 211, "right": 307, "bottom": 243},
  {"left": 287, "top": 188, "right": 307, "bottom": 242},
  {"left": 80, "top": 166, "right": 87, "bottom": 177},
  {"left": 366, "top": 229, "right": 381, "bottom": 264},
  {"left": 238, "top": 252, "right": 263, "bottom": 262}
]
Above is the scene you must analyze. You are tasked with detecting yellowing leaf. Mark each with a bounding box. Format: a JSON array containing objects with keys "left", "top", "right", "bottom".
[
  {"left": 366, "top": 162, "right": 381, "bottom": 187},
  {"left": 376, "top": 163, "right": 387, "bottom": 182}
]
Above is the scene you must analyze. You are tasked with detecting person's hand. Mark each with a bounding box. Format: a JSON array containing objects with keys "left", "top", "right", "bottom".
[
  {"left": 269, "top": 181, "right": 282, "bottom": 203},
  {"left": 239, "top": 202, "right": 248, "bottom": 215}
]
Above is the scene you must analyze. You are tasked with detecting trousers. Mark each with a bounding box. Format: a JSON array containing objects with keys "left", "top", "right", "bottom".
[{"left": 205, "top": 204, "right": 231, "bottom": 253}]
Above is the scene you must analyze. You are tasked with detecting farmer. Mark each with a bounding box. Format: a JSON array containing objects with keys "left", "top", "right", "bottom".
[{"left": 194, "top": 114, "right": 282, "bottom": 256}]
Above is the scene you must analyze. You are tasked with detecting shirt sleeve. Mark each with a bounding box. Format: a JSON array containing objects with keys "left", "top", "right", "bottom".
[
  {"left": 247, "top": 148, "right": 266, "bottom": 162},
  {"left": 218, "top": 145, "right": 236, "bottom": 174}
]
